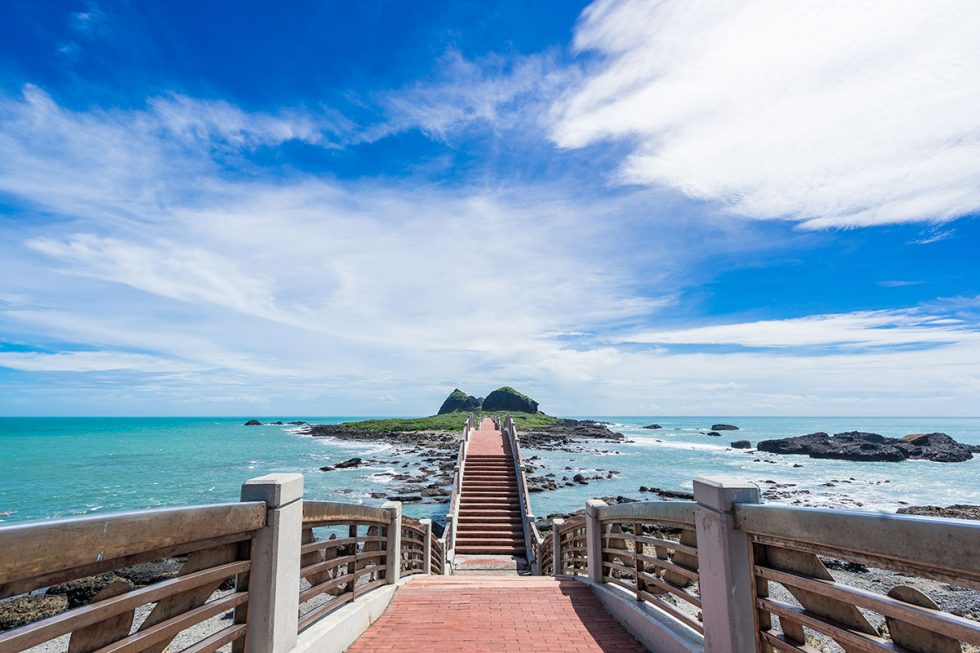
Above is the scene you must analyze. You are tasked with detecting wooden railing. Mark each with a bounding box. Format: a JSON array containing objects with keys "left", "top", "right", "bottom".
[
  {"left": 0, "top": 502, "right": 265, "bottom": 653},
  {"left": 538, "top": 515, "right": 587, "bottom": 577},
  {"left": 400, "top": 517, "right": 428, "bottom": 577},
  {"left": 566, "top": 478, "right": 980, "bottom": 653},
  {"left": 429, "top": 528, "right": 444, "bottom": 576},
  {"left": 0, "top": 474, "right": 457, "bottom": 653},
  {"left": 736, "top": 503, "right": 980, "bottom": 653},
  {"left": 596, "top": 501, "right": 703, "bottom": 634},
  {"left": 298, "top": 500, "right": 394, "bottom": 631}
]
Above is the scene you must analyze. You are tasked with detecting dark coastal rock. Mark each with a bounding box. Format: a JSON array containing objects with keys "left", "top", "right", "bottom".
[
  {"left": 572, "top": 473, "right": 588, "bottom": 484},
  {"left": 307, "top": 424, "right": 459, "bottom": 450},
  {"left": 706, "top": 431, "right": 722, "bottom": 437},
  {"left": 897, "top": 504, "right": 980, "bottom": 520},
  {"left": 334, "top": 457, "right": 363, "bottom": 469},
  {"left": 244, "top": 419, "right": 262, "bottom": 426},
  {"left": 518, "top": 419, "right": 624, "bottom": 452},
  {"left": 731, "top": 440, "right": 752, "bottom": 449},
  {"left": 116, "top": 558, "right": 183, "bottom": 585},
  {"left": 288, "top": 421, "right": 307, "bottom": 425},
  {"left": 711, "top": 424, "right": 739, "bottom": 431},
  {"left": 482, "top": 386, "right": 539, "bottom": 413},
  {"left": 437, "top": 388, "right": 483, "bottom": 414},
  {"left": 639, "top": 486, "right": 695, "bottom": 500},
  {"left": 758, "top": 431, "right": 974, "bottom": 463},
  {"left": 269, "top": 421, "right": 284, "bottom": 425},
  {"left": 319, "top": 466, "right": 334, "bottom": 472},
  {"left": 0, "top": 594, "right": 68, "bottom": 630},
  {"left": 387, "top": 494, "right": 422, "bottom": 502},
  {"left": 642, "top": 424, "right": 662, "bottom": 430},
  {"left": 48, "top": 573, "right": 134, "bottom": 608}
]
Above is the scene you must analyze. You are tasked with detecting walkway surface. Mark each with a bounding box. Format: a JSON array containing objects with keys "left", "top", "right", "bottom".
[
  {"left": 346, "top": 576, "right": 647, "bottom": 653},
  {"left": 454, "top": 418, "right": 526, "bottom": 558}
]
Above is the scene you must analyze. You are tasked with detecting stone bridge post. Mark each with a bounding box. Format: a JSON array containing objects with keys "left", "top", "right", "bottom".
[
  {"left": 694, "top": 476, "right": 761, "bottom": 653},
  {"left": 240, "top": 473, "right": 304, "bottom": 653}
]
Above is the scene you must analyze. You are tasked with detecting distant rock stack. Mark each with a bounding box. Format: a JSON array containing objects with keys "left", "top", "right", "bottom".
[
  {"left": 437, "top": 389, "right": 483, "bottom": 414},
  {"left": 482, "top": 386, "right": 539, "bottom": 413}
]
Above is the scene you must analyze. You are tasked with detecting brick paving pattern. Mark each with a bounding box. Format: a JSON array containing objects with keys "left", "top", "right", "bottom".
[{"left": 347, "top": 576, "right": 647, "bottom": 652}]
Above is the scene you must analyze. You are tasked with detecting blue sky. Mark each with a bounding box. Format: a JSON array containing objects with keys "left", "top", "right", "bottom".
[{"left": 0, "top": 0, "right": 978, "bottom": 416}]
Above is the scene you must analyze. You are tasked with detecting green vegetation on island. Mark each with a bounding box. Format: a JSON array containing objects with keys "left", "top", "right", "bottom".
[{"left": 339, "top": 386, "right": 556, "bottom": 432}]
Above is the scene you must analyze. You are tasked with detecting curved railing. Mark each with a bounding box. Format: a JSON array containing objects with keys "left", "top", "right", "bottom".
[
  {"left": 400, "top": 518, "right": 425, "bottom": 576},
  {"left": 0, "top": 502, "right": 265, "bottom": 653},
  {"left": 501, "top": 415, "right": 538, "bottom": 568},
  {"left": 429, "top": 527, "right": 443, "bottom": 575},
  {"left": 539, "top": 515, "right": 587, "bottom": 576},
  {"left": 438, "top": 413, "right": 473, "bottom": 571},
  {"left": 595, "top": 500, "right": 702, "bottom": 634},
  {"left": 299, "top": 501, "right": 393, "bottom": 630},
  {"left": 735, "top": 503, "right": 980, "bottom": 652}
]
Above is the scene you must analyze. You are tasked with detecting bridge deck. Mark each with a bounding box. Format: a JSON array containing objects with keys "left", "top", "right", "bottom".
[
  {"left": 454, "top": 418, "right": 526, "bottom": 561},
  {"left": 346, "top": 576, "right": 646, "bottom": 652}
]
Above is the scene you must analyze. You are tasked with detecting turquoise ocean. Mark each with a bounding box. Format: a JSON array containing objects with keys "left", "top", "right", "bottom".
[{"left": 1, "top": 416, "right": 979, "bottom": 525}]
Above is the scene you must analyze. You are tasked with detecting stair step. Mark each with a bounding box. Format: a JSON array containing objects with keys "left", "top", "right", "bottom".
[
  {"left": 455, "top": 545, "right": 525, "bottom": 554},
  {"left": 457, "top": 529, "right": 524, "bottom": 537},
  {"left": 455, "top": 535, "right": 523, "bottom": 542},
  {"left": 457, "top": 516, "right": 521, "bottom": 523},
  {"left": 461, "top": 494, "right": 518, "bottom": 499},
  {"left": 459, "top": 506, "right": 521, "bottom": 521}
]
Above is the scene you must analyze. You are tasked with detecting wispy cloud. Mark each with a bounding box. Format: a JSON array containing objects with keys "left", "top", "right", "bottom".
[
  {"left": 364, "top": 49, "right": 574, "bottom": 142},
  {"left": 550, "top": 0, "right": 980, "bottom": 229},
  {"left": 616, "top": 310, "right": 978, "bottom": 351},
  {"left": 878, "top": 280, "right": 924, "bottom": 288},
  {"left": 0, "top": 351, "right": 202, "bottom": 373}
]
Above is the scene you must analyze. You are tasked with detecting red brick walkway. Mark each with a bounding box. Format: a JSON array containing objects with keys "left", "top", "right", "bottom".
[
  {"left": 467, "top": 417, "right": 508, "bottom": 455},
  {"left": 346, "top": 576, "right": 647, "bottom": 652}
]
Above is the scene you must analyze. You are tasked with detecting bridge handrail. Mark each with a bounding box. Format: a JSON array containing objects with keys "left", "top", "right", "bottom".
[
  {"left": 574, "top": 478, "right": 980, "bottom": 652},
  {"left": 502, "top": 414, "right": 538, "bottom": 569},
  {"left": 0, "top": 500, "right": 267, "bottom": 653},
  {"left": 734, "top": 501, "right": 980, "bottom": 651},
  {"left": 438, "top": 413, "right": 473, "bottom": 570},
  {"left": 299, "top": 499, "right": 400, "bottom": 630}
]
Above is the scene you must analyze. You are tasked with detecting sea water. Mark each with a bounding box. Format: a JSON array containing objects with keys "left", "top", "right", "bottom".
[{"left": 1, "top": 416, "right": 978, "bottom": 525}]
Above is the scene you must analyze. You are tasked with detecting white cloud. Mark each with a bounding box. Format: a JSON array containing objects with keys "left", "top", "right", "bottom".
[
  {"left": 551, "top": 0, "right": 980, "bottom": 228},
  {"left": 617, "top": 310, "right": 977, "bottom": 350},
  {"left": 1, "top": 80, "right": 977, "bottom": 416},
  {"left": 0, "top": 351, "right": 202, "bottom": 373},
  {"left": 369, "top": 49, "right": 573, "bottom": 141}
]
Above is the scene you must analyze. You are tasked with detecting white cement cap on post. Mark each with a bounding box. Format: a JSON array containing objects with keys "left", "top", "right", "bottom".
[
  {"left": 241, "top": 473, "right": 304, "bottom": 508},
  {"left": 693, "top": 476, "right": 759, "bottom": 511}
]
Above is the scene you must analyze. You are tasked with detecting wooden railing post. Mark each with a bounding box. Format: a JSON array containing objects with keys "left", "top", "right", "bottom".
[
  {"left": 420, "top": 518, "right": 433, "bottom": 575},
  {"left": 552, "top": 518, "right": 564, "bottom": 576},
  {"left": 240, "top": 473, "right": 304, "bottom": 653},
  {"left": 694, "top": 476, "right": 761, "bottom": 653},
  {"left": 585, "top": 499, "right": 607, "bottom": 584},
  {"left": 382, "top": 501, "right": 402, "bottom": 584}
]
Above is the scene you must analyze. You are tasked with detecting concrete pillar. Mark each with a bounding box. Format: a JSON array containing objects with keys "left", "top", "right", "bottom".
[
  {"left": 382, "top": 501, "right": 402, "bottom": 584},
  {"left": 420, "top": 518, "right": 433, "bottom": 575},
  {"left": 551, "top": 518, "right": 564, "bottom": 576},
  {"left": 585, "top": 499, "right": 607, "bottom": 584},
  {"left": 693, "top": 476, "right": 761, "bottom": 653},
  {"left": 240, "top": 473, "right": 304, "bottom": 653}
]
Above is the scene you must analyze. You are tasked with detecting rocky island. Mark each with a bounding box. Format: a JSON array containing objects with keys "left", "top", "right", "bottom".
[
  {"left": 302, "top": 386, "right": 623, "bottom": 453},
  {"left": 758, "top": 431, "right": 979, "bottom": 463}
]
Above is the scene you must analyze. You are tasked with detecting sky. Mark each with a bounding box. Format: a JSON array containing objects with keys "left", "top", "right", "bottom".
[{"left": 0, "top": 0, "right": 978, "bottom": 417}]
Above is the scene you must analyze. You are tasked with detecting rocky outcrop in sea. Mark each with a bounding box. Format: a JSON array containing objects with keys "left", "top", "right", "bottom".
[{"left": 757, "top": 431, "right": 977, "bottom": 463}]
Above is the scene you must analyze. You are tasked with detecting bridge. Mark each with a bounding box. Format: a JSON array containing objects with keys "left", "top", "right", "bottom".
[{"left": 0, "top": 415, "right": 978, "bottom": 653}]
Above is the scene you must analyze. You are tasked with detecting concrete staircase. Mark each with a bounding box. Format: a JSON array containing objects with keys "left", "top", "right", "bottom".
[{"left": 454, "top": 452, "right": 525, "bottom": 555}]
